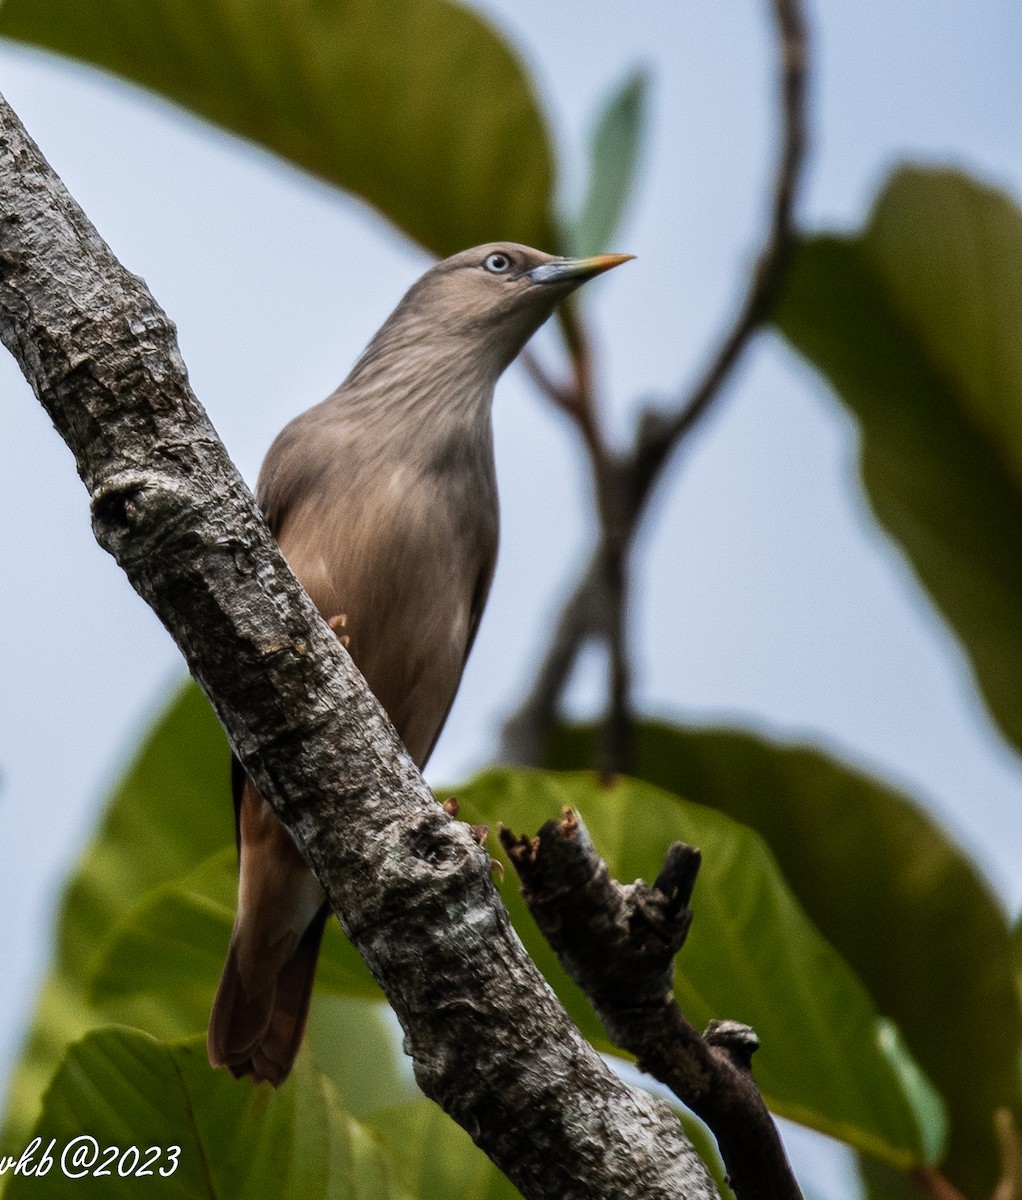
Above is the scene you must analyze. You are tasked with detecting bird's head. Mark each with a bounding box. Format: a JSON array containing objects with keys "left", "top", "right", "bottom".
[{"left": 371, "top": 243, "right": 633, "bottom": 383}]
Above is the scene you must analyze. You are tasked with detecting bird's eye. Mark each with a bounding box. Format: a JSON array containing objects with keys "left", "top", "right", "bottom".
[{"left": 483, "top": 252, "right": 512, "bottom": 274}]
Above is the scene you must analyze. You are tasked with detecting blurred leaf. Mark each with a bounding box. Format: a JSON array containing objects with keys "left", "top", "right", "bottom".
[
  {"left": 1, "top": 682, "right": 230, "bottom": 1149},
  {"left": 660, "top": 1103, "right": 731, "bottom": 1200},
  {"left": 569, "top": 68, "right": 649, "bottom": 257},
  {"left": 874, "top": 1021, "right": 945, "bottom": 1166},
  {"left": 88, "top": 847, "right": 380, "bottom": 1011},
  {"left": 548, "top": 721, "right": 1021, "bottom": 1196},
  {"left": 776, "top": 167, "right": 1022, "bottom": 759},
  {"left": 1016, "top": 915, "right": 1022, "bottom": 1006},
  {"left": 305, "top": 997, "right": 416, "bottom": 1119},
  {"left": 85, "top": 848, "right": 239, "bottom": 1016},
  {"left": 58, "top": 684, "right": 232, "bottom": 986},
  {"left": 452, "top": 768, "right": 936, "bottom": 1170},
  {"left": 368, "top": 1100, "right": 525, "bottom": 1200},
  {"left": 0, "top": 0, "right": 557, "bottom": 257},
  {"left": 5, "top": 1029, "right": 409, "bottom": 1200},
  {"left": 856, "top": 1156, "right": 920, "bottom": 1200}
]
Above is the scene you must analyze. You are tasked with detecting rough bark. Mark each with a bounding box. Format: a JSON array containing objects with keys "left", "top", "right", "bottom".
[
  {"left": 0, "top": 94, "right": 717, "bottom": 1199},
  {"left": 501, "top": 811, "right": 803, "bottom": 1200}
]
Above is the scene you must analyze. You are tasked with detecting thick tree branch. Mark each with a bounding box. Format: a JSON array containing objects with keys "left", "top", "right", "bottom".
[
  {"left": 500, "top": 810, "right": 802, "bottom": 1200},
  {"left": 0, "top": 94, "right": 717, "bottom": 1200},
  {"left": 500, "top": 0, "right": 809, "bottom": 764}
]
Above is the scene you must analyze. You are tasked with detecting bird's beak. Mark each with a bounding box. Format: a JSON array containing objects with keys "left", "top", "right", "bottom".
[{"left": 527, "top": 253, "right": 634, "bottom": 286}]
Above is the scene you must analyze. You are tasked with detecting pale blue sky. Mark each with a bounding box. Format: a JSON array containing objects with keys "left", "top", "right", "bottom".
[{"left": 1, "top": 1, "right": 1020, "bottom": 1191}]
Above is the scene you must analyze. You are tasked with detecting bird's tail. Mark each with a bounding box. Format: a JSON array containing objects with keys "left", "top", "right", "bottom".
[{"left": 208, "top": 779, "right": 327, "bottom": 1087}]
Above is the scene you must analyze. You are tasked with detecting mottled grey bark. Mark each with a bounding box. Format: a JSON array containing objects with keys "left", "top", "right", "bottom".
[
  {"left": 0, "top": 93, "right": 716, "bottom": 1199},
  {"left": 501, "top": 812, "right": 803, "bottom": 1200}
]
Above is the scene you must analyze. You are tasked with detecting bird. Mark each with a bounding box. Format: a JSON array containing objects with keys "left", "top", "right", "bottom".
[{"left": 207, "top": 241, "right": 632, "bottom": 1086}]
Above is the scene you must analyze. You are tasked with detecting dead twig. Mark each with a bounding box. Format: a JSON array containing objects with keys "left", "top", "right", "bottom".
[{"left": 499, "top": 810, "right": 803, "bottom": 1200}]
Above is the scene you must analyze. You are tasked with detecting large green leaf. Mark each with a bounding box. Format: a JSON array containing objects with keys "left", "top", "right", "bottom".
[
  {"left": 4, "top": 1030, "right": 409, "bottom": 1200},
  {"left": 1015, "top": 915, "right": 1022, "bottom": 1005},
  {"left": 0, "top": 0, "right": 557, "bottom": 257},
  {"left": 776, "top": 167, "right": 1022, "bottom": 759},
  {"left": 304, "top": 996, "right": 417, "bottom": 1119},
  {"left": 367, "top": 1101, "right": 525, "bottom": 1200},
  {"left": 453, "top": 768, "right": 939, "bottom": 1171},
  {"left": 568, "top": 68, "right": 649, "bottom": 258},
  {"left": 58, "top": 685, "right": 232, "bottom": 986},
  {"left": 0, "top": 682, "right": 231, "bottom": 1150},
  {"left": 87, "top": 847, "right": 381, "bottom": 1011},
  {"left": 855, "top": 1157, "right": 920, "bottom": 1200},
  {"left": 0, "top": 680, "right": 414, "bottom": 1165},
  {"left": 549, "top": 721, "right": 1021, "bottom": 1196}
]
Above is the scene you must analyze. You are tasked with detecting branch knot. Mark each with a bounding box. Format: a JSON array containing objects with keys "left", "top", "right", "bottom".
[
  {"left": 91, "top": 473, "right": 147, "bottom": 532},
  {"left": 90, "top": 469, "right": 227, "bottom": 564},
  {"left": 704, "top": 1019, "right": 761, "bottom": 1072}
]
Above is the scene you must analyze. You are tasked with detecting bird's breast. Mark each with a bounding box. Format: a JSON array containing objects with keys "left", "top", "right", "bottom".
[{"left": 275, "top": 448, "right": 497, "bottom": 767}]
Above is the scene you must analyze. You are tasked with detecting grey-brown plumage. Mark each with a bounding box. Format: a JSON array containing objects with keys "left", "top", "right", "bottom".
[{"left": 207, "top": 242, "right": 632, "bottom": 1085}]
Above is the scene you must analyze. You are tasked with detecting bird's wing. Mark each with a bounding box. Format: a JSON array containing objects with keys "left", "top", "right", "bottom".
[
  {"left": 419, "top": 545, "right": 497, "bottom": 768},
  {"left": 257, "top": 409, "right": 330, "bottom": 541}
]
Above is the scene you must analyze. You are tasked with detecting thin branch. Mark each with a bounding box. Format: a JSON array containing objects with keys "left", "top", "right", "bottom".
[
  {"left": 554, "top": 293, "right": 636, "bottom": 775},
  {"left": 502, "top": 0, "right": 810, "bottom": 763},
  {"left": 499, "top": 810, "right": 803, "bottom": 1200},
  {"left": 909, "top": 1168, "right": 969, "bottom": 1200},
  {"left": 992, "top": 1109, "right": 1022, "bottom": 1200},
  {"left": 520, "top": 345, "right": 575, "bottom": 411},
  {"left": 0, "top": 92, "right": 717, "bottom": 1200},
  {"left": 561, "top": 275, "right": 639, "bottom": 774},
  {"left": 520, "top": 306, "right": 605, "bottom": 464},
  {"left": 647, "top": 0, "right": 807, "bottom": 457},
  {"left": 498, "top": 548, "right": 605, "bottom": 764},
  {"left": 592, "top": 454, "right": 635, "bottom": 776}
]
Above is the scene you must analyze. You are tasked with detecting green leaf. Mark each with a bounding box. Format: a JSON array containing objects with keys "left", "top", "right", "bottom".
[
  {"left": 1, "top": 682, "right": 230, "bottom": 1150},
  {"left": 775, "top": 167, "right": 1022, "bottom": 759},
  {"left": 856, "top": 1156, "right": 918, "bottom": 1200},
  {"left": 548, "top": 721, "right": 1021, "bottom": 1196},
  {"left": 367, "top": 1100, "right": 525, "bottom": 1200},
  {"left": 569, "top": 68, "right": 649, "bottom": 257},
  {"left": 874, "top": 1021, "right": 945, "bottom": 1166},
  {"left": 61, "top": 684, "right": 232, "bottom": 988},
  {"left": 304, "top": 997, "right": 417, "bottom": 1119},
  {"left": 4, "top": 1029, "right": 409, "bottom": 1200},
  {"left": 0, "top": 0, "right": 557, "bottom": 257},
  {"left": 87, "top": 847, "right": 381, "bottom": 1015},
  {"left": 1016, "top": 915, "right": 1022, "bottom": 1003},
  {"left": 452, "top": 767, "right": 936, "bottom": 1171}
]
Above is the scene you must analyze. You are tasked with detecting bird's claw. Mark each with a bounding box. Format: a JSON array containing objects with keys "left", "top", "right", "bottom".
[{"left": 328, "top": 613, "right": 350, "bottom": 647}]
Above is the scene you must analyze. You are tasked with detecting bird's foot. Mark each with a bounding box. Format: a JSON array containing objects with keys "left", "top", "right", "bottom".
[
  {"left": 328, "top": 613, "right": 350, "bottom": 647},
  {"left": 464, "top": 820, "right": 504, "bottom": 879},
  {"left": 443, "top": 800, "right": 501, "bottom": 877}
]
